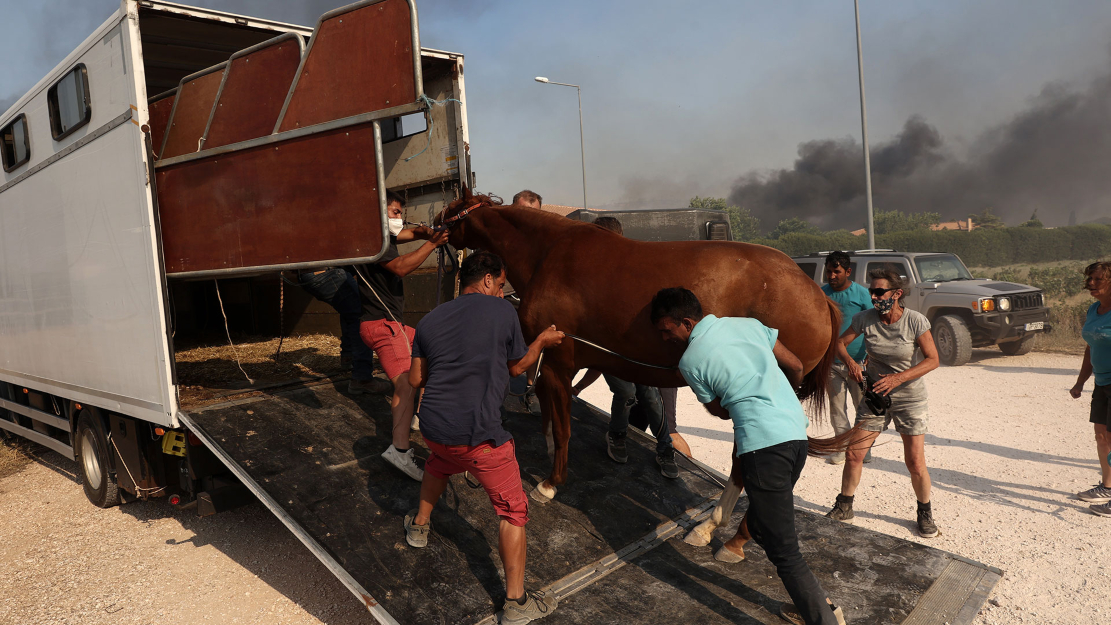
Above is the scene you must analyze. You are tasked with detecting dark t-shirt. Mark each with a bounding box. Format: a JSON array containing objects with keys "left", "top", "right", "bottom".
[
  {"left": 412, "top": 293, "right": 528, "bottom": 446},
  {"left": 356, "top": 238, "right": 404, "bottom": 322}
]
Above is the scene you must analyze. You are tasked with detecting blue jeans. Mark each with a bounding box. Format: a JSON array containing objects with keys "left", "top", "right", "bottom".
[
  {"left": 739, "top": 439, "right": 838, "bottom": 625},
  {"left": 604, "top": 374, "right": 673, "bottom": 454},
  {"left": 298, "top": 268, "right": 374, "bottom": 381}
]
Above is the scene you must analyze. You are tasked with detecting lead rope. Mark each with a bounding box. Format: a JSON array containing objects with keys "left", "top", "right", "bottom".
[
  {"left": 273, "top": 276, "right": 285, "bottom": 360},
  {"left": 213, "top": 279, "right": 254, "bottom": 384}
]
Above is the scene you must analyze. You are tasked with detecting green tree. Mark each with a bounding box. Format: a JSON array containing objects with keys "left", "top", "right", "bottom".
[
  {"left": 1019, "top": 209, "right": 1044, "bottom": 228},
  {"left": 688, "top": 196, "right": 761, "bottom": 242},
  {"left": 969, "top": 207, "right": 1005, "bottom": 229},
  {"left": 873, "top": 209, "right": 941, "bottom": 235},
  {"left": 769, "top": 217, "right": 820, "bottom": 239}
]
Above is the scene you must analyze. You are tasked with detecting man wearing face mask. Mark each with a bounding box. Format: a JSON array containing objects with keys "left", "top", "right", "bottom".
[
  {"left": 820, "top": 251, "right": 873, "bottom": 465},
  {"left": 355, "top": 191, "right": 450, "bottom": 481}
]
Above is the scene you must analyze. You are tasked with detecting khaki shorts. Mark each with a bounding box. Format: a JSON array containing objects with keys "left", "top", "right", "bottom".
[{"left": 855, "top": 400, "right": 928, "bottom": 436}]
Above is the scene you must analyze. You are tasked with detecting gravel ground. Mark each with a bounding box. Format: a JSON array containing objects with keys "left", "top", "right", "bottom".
[
  {"left": 0, "top": 349, "right": 1104, "bottom": 624},
  {"left": 579, "top": 348, "right": 1106, "bottom": 625}
]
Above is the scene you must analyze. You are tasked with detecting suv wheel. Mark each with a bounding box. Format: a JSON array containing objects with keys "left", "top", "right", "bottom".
[
  {"left": 999, "top": 335, "right": 1036, "bottom": 356},
  {"left": 934, "top": 315, "right": 972, "bottom": 366}
]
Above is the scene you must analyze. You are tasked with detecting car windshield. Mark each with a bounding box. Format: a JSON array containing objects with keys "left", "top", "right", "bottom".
[{"left": 914, "top": 254, "right": 974, "bottom": 282}]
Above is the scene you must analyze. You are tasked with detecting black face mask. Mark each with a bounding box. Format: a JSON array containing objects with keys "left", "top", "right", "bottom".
[{"left": 860, "top": 373, "right": 891, "bottom": 416}]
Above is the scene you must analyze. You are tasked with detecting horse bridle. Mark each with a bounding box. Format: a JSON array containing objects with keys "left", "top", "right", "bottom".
[{"left": 437, "top": 199, "right": 490, "bottom": 230}]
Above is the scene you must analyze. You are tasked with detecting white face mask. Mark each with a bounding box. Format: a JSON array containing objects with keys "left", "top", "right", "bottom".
[{"left": 388, "top": 218, "right": 404, "bottom": 236}]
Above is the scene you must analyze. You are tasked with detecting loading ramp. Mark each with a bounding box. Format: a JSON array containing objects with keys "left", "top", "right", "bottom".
[{"left": 179, "top": 378, "right": 1000, "bottom": 624}]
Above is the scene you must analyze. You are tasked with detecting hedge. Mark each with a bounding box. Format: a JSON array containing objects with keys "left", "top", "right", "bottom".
[{"left": 751, "top": 224, "right": 1111, "bottom": 267}]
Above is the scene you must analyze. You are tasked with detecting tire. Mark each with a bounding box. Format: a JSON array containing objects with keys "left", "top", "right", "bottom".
[
  {"left": 934, "top": 315, "right": 972, "bottom": 366},
  {"left": 74, "top": 410, "right": 121, "bottom": 508},
  {"left": 999, "top": 335, "right": 1036, "bottom": 356}
]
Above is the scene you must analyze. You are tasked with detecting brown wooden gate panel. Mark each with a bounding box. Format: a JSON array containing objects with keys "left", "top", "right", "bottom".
[
  {"left": 147, "top": 92, "right": 175, "bottom": 157},
  {"left": 160, "top": 65, "right": 225, "bottom": 159},
  {"left": 277, "top": 0, "right": 416, "bottom": 131},
  {"left": 155, "top": 123, "right": 383, "bottom": 276},
  {"left": 204, "top": 36, "right": 303, "bottom": 149}
]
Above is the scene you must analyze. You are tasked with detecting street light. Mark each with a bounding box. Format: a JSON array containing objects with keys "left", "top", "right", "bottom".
[
  {"left": 535, "top": 76, "right": 587, "bottom": 210},
  {"left": 854, "top": 0, "right": 876, "bottom": 250}
]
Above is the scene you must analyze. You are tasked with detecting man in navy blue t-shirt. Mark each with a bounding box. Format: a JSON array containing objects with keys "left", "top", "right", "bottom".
[{"left": 404, "top": 251, "right": 564, "bottom": 625}]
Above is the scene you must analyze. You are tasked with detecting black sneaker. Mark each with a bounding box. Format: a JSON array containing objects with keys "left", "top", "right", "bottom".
[
  {"left": 917, "top": 508, "right": 939, "bottom": 537},
  {"left": 605, "top": 431, "right": 628, "bottom": 464},
  {"left": 826, "top": 494, "right": 854, "bottom": 524},
  {"left": 656, "top": 448, "right": 679, "bottom": 479}
]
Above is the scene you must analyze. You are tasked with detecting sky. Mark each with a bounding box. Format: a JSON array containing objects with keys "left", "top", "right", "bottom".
[{"left": 3, "top": 0, "right": 1110, "bottom": 228}]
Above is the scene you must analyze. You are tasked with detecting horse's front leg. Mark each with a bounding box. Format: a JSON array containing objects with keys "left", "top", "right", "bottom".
[
  {"left": 531, "top": 363, "right": 572, "bottom": 502},
  {"left": 685, "top": 448, "right": 744, "bottom": 546}
]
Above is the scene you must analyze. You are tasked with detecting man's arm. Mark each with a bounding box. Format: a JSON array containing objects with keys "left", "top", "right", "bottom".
[
  {"left": 702, "top": 398, "right": 730, "bottom": 420},
  {"left": 508, "top": 325, "right": 564, "bottom": 378},
  {"left": 571, "top": 369, "right": 602, "bottom": 396},
  {"left": 772, "top": 339, "right": 805, "bottom": 388},
  {"left": 381, "top": 230, "right": 450, "bottom": 278},
  {"left": 395, "top": 225, "right": 435, "bottom": 244},
  {"left": 409, "top": 357, "right": 428, "bottom": 390}
]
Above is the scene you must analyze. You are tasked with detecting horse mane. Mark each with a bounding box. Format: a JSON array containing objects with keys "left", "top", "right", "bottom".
[{"left": 441, "top": 190, "right": 608, "bottom": 234}]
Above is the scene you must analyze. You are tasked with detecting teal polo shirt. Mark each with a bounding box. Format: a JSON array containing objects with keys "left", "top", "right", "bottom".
[
  {"left": 822, "top": 281, "right": 871, "bottom": 363},
  {"left": 1083, "top": 302, "right": 1111, "bottom": 386},
  {"left": 678, "top": 315, "right": 808, "bottom": 455}
]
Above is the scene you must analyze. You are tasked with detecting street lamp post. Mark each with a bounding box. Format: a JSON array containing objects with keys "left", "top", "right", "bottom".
[
  {"left": 535, "top": 77, "right": 587, "bottom": 210},
  {"left": 854, "top": 0, "right": 876, "bottom": 250}
]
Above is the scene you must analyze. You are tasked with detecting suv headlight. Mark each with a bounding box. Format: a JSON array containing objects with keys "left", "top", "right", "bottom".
[{"left": 997, "top": 297, "right": 1012, "bottom": 311}]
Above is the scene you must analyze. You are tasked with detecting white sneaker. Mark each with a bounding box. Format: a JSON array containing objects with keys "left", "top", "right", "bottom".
[{"left": 382, "top": 445, "right": 424, "bottom": 481}]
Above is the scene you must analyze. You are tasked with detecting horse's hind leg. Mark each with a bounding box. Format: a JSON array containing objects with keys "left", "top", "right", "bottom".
[
  {"left": 684, "top": 452, "right": 743, "bottom": 546},
  {"left": 532, "top": 364, "right": 572, "bottom": 502}
]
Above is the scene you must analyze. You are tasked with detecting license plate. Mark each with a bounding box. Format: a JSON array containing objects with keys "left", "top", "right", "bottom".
[{"left": 1025, "top": 322, "right": 1044, "bottom": 331}]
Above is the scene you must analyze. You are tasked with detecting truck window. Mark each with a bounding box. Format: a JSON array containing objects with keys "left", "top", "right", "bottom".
[
  {"left": 795, "top": 262, "right": 818, "bottom": 281},
  {"left": 1, "top": 114, "right": 30, "bottom": 172},
  {"left": 913, "top": 254, "right": 973, "bottom": 283},
  {"left": 864, "top": 261, "right": 909, "bottom": 283},
  {"left": 48, "top": 65, "right": 92, "bottom": 141}
]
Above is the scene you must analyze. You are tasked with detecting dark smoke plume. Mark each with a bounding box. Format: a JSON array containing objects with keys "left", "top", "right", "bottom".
[{"left": 730, "top": 63, "right": 1111, "bottom": 229}]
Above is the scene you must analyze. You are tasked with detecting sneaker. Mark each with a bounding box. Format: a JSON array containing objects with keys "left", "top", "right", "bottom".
[
  {"left": 382, "top": 445, "right": 424, "bottom": 481},
  {"left": 501, "top": 589, "right": 558, "bottom": 625},
  {"left": 826, "top": 494, "right": 854, "bottom": 524},
  {"left": 656, "top": 448, "right": 679, "bottom": 479},
  {"left": 862, "top": 449, "right": 874, "bottom": 463},
  {"left": 348, "top": 377, "right": 393, "bottom": 395},
  {"left": 917, "top": 508, "right": 939, "bottom": 538},
  {"left": 1077, "top": 484, "right": 1111, "bottom": 503},
  {"left": 779, "top": 602, "right": 846, "bottom": 625},
  {"left": 403, "top": 509, "right": 430, "bottom": 548},
  {"left": 605, "top": 431, "right": 628, "bottom": 464},
  {"left": 1090, "top": 502, "right": 1111, "bottom": 518},
  {"left": 826, "top": 452, "right": 846, "bottom": 465}
]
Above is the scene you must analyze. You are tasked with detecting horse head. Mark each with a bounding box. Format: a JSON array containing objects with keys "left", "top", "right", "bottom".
[{"left": 434, "top": 187, "right": 503, "bottom": 249}]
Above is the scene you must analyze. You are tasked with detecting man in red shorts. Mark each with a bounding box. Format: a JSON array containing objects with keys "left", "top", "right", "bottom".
[
  {"left": 355, "top": 191, "right": 449, "bottom": 481},
  {"left": 405, "top": 251, "right": 564, "bottom": 625}
]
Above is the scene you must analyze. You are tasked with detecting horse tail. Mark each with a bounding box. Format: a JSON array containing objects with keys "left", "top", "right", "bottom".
[
  {"left": 797, "top": 296, "right": 841, "bottom": 415},
  {"left": 806, "top": 423, "right": 865, "bottom": 458}
]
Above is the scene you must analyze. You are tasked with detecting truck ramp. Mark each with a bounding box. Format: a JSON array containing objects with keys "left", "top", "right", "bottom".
[{"left": 179, "top": 378, "right": 999, "bottom": 624}]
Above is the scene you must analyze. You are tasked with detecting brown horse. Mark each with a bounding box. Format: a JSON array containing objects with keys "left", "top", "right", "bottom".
[{"left": 437, "top": 191, "right": 846, "bottom": 499}]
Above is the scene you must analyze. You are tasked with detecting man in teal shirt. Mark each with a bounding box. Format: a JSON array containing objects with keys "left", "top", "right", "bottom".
[
  {"left": 820, "top": 251, "right": 873, "bottom": 464},
  {"left": 652, "top": 287, "right": 841, "bottom": 625}
]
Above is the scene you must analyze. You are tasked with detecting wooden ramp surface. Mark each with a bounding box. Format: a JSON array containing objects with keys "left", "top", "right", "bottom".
[{"left": 182, "top": 377, "right": 1000, "bottom": 624}]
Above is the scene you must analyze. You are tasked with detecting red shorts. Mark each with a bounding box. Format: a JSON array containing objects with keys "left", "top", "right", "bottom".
[
  {"left": 423, "top": 438, "right": 529, "bottom": 527},
  {"left": 359, "top": 319, "right": 415, "bottom": 381}
]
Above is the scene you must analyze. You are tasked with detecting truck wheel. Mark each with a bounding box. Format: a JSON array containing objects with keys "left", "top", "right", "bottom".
[
  {"left": 934, "top": 315, "right": 972, "bottom": 366},
  {"left": 74, "top": 410, "right": 121, "bottom": 508},
  {"left": 999, "top": 335, "right": 1036, "bottom": 356}
]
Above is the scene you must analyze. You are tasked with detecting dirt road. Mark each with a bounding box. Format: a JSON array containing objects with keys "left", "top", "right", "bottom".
[{"left": 1, "top": 349, "right": 1104, "bottom": 624}]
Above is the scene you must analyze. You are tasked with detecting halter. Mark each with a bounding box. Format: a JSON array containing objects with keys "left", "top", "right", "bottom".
[{"left": 438, "top": 200, "right": 489, "bottom": 229}]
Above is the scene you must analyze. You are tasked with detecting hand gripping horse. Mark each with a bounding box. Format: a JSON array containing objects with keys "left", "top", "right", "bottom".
[{"left": 436, "top": 192, "right": 852, "bottom": 550}]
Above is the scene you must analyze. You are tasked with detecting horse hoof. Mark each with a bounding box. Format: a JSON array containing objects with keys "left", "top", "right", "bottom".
[
  {"left": 531, "top": 481, "right": 556, "bottom": 503},
  {"left": 683, "top": 521, "right": 715, "bottom": 547},
  {"left": 713, "top": 545, "right": 745, "bottom": 563}
]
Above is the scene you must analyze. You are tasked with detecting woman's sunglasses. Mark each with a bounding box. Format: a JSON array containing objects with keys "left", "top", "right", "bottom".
[{"left": 869, "top": 287, "right": 897, "bottom": 297}]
